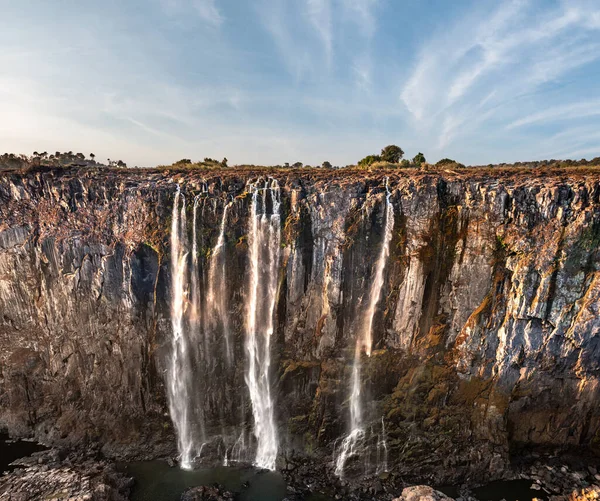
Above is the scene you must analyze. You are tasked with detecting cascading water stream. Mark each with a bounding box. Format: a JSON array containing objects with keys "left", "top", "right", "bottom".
[
  {"left": 376, "top": 416, "right": 389, "bottom": 474},
  {"left": 244, "top": 179, "right": 281, "bottom": 470},
  {"left": 360, "top": 179, "right": 395, "bottom": 358},
  {"left": 206, "top": 201, "right": 232, "bottom": 366},
  {"left": 167, "top": 187, "right": 196, "bottom": 470},
  {"left": 190, "top": 195, "right": 201, "bottom": 328},
  {"left": 335, "top": 178, "right": 395, "bottom": 477}
]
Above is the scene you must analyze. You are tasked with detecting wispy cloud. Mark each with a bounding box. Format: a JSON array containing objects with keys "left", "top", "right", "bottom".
[
  {"left": 400, "top": 0, "right": 600, "bottom": 155},
  {"left": 341, "top": 0, "right": 378, "bottom": 38},
  {"left": 194, "top": 0, "right": 223, "bottom": 25},
  {"left": 256, "top": 0, "right": 379, "bottom": 80},
  {"left": 507, "top": 100, "right": 600, "bottom": 129},
  {"left": 306, "top": 0, "right": 333, "bottom": 65},
  {"left": 159, "top": 0, "right": 223, "bottom": 25},
  {"left": 352, "top": 52, "right": 372, "bottom": 91},
  {"left": 255, "top": 0, "right": 314, "bottom": 80}
]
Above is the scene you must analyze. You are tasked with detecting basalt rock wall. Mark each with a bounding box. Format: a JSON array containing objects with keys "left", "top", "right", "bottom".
[{"left": 0, "top": 166, "right": 599, "bottom": 484}]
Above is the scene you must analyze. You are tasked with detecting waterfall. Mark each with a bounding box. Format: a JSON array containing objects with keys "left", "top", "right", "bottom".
[
  {"left": 335, "top": 178, "right": 395, "bottom": 477},
  {"left": 376, "top": 416, "right": 389, "bottom": 474},
  {"left": 190, "top": 195, "right": 201, "bottom": 328},
  {"left": 334, "top": 346, "right": 365, "bottom": 476},
  {"left": 167, "top": 187, "right": 196, "bottom": 470},
  {"left": 206, "top": 201, "right": 232, "bottom": 366},
  {"left": 244, "top": 179, "right": 281, "bottom": 470},
  {"left": 360, "top": 178, "right": 395, "bottom": 357}
]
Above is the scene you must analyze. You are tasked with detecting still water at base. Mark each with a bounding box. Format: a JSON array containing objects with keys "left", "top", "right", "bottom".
[
  {"left": 0, "top": 432, "right": 46, "bottom": 473},
  {"left": 120, "top": 461, "right": 288, "bottom": 501}
]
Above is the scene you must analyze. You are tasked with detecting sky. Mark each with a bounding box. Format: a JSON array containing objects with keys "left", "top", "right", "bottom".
[{"left": 1, "top": 0, "right": 600, "bottom": 167}]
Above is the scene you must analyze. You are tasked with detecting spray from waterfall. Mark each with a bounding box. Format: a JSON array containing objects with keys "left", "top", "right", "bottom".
[
  {"left": 335, "top": 178, "right": 395, "bottom": 477},
  {"left": 334, "top": 347, "right": 365, "bottom": 476},
  {"left": 167, "top": 187, "right": 197, "bottom": 470},
  {"left": 245, "top": 179, "right": 281, "bottom": 470}
]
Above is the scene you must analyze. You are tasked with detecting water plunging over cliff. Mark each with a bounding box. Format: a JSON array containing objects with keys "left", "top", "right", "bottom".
[
  {"left": 206, "top": 202, "right": 232, "bottom": 367},
  {"left": 167, "top": 187, "right": 197, "bottom": 469},
  {"left": 166, "top": 181, "right": 281, "bottom": 471},
  {"left": 244, "top": 179, "right": 281, "bottom": 470},
  {"left": 335, "top": 180, "right": 395, "bottom": 477}
]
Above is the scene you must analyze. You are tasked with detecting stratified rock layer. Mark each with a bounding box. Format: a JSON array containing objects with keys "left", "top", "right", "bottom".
[
  {"left": 0, "top": 448, "right": 133, "bottom": 500},
  {"left": 0, "top": 166, "right": 599, "bottom": 484}
]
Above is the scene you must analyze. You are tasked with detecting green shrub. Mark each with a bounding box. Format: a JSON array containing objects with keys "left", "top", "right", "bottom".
[
  {"left": 380, "top": 145, "right": 404, "bottom": 163},
  {"left": 358, "top": 154, "right": 381, "bottom": 168}
]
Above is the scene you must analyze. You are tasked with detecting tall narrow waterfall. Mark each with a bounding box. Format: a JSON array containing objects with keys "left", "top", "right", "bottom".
[
  {"left": 167, "top": 187, "right": 196, "bottom": 470},
  {"left": 245, "top": 179, "right": 281, "bottom": 470},
  {"left": 190, "top": 195, "right": 201, "bottom": 327},
  {"left": 206, "top": 202, "right": 232, "bottom": 366},
  {"left": 360, "top": 179, "right": 395, "bottom": 357},
  {"left": 335, "top": 179, "right": 395, "bottom": 477}
]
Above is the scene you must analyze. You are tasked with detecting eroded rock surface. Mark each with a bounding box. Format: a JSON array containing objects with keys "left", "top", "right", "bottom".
[
  {"left": 395, "top": 485, "right": 453, "bottom": 501},
  {"left": 180, "top": 485, "right": 235, "bottom": 501},
  {"left": 0, "top": 166, "right": 599, "bottom": 485},
  {"left": 0, "top": 448, "right": 133, "bottom": 500}
]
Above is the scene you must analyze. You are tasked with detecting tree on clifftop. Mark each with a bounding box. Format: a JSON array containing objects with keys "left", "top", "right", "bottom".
[
  {"left": 380, "top": 145, "right": 404, "bottom": 163},
  {"left": 412, "top": 152, "right": 426, "bottom": 167}
]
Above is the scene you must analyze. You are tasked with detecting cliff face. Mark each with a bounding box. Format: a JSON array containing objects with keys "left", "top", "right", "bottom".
[{"left": 0, "top": 166, "right": 598, "bottom": 483}]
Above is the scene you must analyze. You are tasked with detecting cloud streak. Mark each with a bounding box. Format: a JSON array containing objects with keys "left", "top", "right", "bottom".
[
  {"left": 306, "top": 0, "right": 333, "bottom": 64},
  {"left": 159, "top": 0, "right": 223, "bottom": 25},
  {"left": 194, "top": 0, "right": 223, "bottom": 25},
  {"left": 400, "top": 0, "right": 600, "bottom": 156},
  {"left": 507, "top": 100, "right": 600, "bottom": 129}
]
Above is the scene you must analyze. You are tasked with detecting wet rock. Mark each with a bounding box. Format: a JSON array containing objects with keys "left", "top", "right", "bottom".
[
  {"left": 396, "top": 485, "right": 454, "bottom": 501},
  {"left": 180, "top": 485, "right": 235, "bottom": 501},
  {"left": 0, "top": 448, "right": 133, "bottom": 500}
]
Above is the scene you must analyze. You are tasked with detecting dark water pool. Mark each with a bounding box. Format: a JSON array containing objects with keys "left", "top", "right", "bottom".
[
  {"left": 123, "top": 461, "right": 547, "bottom": 501},
  {"left": 120, "top": 461, "right": 288, "bottom": 501},
  {"left": 0, "top": 431, "right": 46, "bottom": 473},
  {"left": 438, "top": 479, "right": 546, "bottom": 501},
  {"left": 471, "top": 479, "right": 546, "bottom": 501}
]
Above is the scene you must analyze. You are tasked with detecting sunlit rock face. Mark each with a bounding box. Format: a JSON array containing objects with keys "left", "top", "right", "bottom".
[{"left": 0, "top": 166, "right": 598, "bottom": 484}]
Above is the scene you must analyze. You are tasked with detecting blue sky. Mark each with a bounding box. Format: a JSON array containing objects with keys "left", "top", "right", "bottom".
[{"left": 2, "top": 0, "right": 600, "bottom": 166}]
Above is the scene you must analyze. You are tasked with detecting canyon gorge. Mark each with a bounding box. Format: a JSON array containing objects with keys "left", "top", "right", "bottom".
[{"left": 0, "top": 165, "right": 599, "bottom": 498}]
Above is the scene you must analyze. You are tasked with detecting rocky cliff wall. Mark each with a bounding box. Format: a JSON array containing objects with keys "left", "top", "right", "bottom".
[{"left": 0, "top": 166, "right": 598, "bottom": 484}]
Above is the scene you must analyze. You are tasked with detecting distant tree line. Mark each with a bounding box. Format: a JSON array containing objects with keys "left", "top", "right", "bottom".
[
  {"left": 469, "top": 157, "right": 600, "bottom": 170},
  {"left": 2, "top": 149, "right": 600, "bottom": 172},
  {"left": 0, "top": 151, "right": 127, "bottom": 170},
  {"left": 163, "top": 157, "right": 229, "bottom": 170}
]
